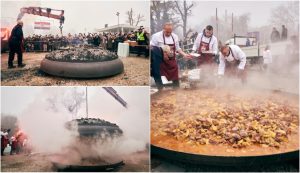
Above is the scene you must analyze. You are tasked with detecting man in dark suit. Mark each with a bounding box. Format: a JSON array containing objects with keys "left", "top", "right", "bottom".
[{"left": 8, "top": 20, "right": 26, "bottom": 68}]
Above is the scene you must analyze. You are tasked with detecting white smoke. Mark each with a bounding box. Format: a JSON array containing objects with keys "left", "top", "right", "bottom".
[
  {"left": 85, "top": 87, "right": 150, "bottom": 160},
  {"left": 18, "top": 87, "right": 149, "bottom": 164},
  {"left": 18, "top": 87, "right": 78, "bottom": 153}
]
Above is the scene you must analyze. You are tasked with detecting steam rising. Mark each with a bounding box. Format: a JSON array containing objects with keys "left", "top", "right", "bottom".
[
  {"left": 19, "top": 88, "right": 77, "bottom": 153},
  {"left": 188, "top": 41, "right": 299, "bottom": 94},
  {"left": 18, "top": 87, "right": 149, "bottom": 164}
]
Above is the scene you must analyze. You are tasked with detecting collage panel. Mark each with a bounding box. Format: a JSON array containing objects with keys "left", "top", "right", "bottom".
[
  {"left": 1, "top": 0, "right": 150, "bottom": 86},
  {"left": 1, "top": 86, "right": 150, "bottom": 172},
  {"left": 150, "top": 0, "right": 299, "bottom": 172},
  {"left": 0, "top": 0, "right": 299, "bottom": 172}
]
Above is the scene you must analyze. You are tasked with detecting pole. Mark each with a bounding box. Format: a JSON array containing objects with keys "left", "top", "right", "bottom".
[
  {"left": 231, "top": 12, "right": 234, "bottom": 35},
  {"left": 225, "top": 9, "right": 227, "bottom": 23},
  {"left": 86, "top": 87, "right": 88, "bottom": 118},
  {"left": 116, "top": 12, "right": 120, "bottom": 33},
  {"left": 216, "top": 8, "right": 218, "bottom": 39}
]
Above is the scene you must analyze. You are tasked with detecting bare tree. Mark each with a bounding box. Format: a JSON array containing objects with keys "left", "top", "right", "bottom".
[
  {"left": 135, "top": 13, "right": 145, "bottom": 26},
  {"left": 201, "top": 12, "right": 251, "bottom": 43},
  {"left": 174, "top": 0, "right": 195, "bottom": 39},
  {"left": 235, "top": 13, "right": 251, "bottom": 35},
  {"left": 270, "top": 1, "right": 299, "bottom": 27},
  {"left": 47, "top": 95, "right": 59, "bottom": 112},
  {"left": 62, "top": 88, "right": 85, "bottom": 119},
  {"left": 46, "top": 88, "right": 85, "bottom": 119},
  {"left": 151, "top": 0, "right": 181, "bottom": 33},
  {"left": 126, "top": 8, "right": 146, "bottom": 26},
  {"left": 126, "top": 8, "right": 134, "bottom": 26},
  {"left": 270, "top": 1, "right": 299, "bottom": 36}
]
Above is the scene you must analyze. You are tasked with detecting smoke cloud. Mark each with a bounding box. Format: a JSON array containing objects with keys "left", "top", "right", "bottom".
[{"left": 17, "top": 87, "right": 149, "bottom": 164}]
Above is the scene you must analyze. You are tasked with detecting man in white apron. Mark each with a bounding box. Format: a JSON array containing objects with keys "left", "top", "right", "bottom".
[
  {"left": 151, "top": 23, "right": 191, "bottom": 88},
  {"left": 192, "top": 25, "right": 218, "bottom": 66},
  {"left": 218, "top": 45, "right": 247, "bottom": 83}
]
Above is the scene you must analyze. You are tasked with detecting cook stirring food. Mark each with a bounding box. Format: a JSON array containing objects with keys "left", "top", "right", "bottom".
[
  {"left": 218, "top": 44, "right": 247, "bottom": 83},
  {"left": 151, "top": 22, "right": 191, "bottom": 88}
]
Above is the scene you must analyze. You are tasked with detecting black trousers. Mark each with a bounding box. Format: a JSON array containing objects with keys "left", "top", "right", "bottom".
[
  {"left": 8, "top": 46, "right": 23, "bottom": 67},
  {"left": 137, "top": 40, "right": 147, "bottom": 56},
  {"left": 154, "top": 78, "right": 164, "bottom": 90},
  {"left": 172, "top": 80, "right": 180, "bottom": 88}
]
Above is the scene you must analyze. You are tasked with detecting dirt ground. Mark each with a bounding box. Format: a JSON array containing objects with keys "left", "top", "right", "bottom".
[
  {"left": 1, "top": 52, "right": 149, "bottom": 86},
  {"left": 1, "top": 153, "right": 53, "bottom": 172},
  {"left": 1, "top": 150, "right": 149, "bottom": 172}
]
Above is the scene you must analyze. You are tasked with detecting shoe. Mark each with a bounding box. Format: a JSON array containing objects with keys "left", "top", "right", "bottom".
[
  {"left": 18, "top": 64, "right": 26, "bottom": 68},
  {"left": 8, "top": 65, "right": 16, "bottom": 69}
]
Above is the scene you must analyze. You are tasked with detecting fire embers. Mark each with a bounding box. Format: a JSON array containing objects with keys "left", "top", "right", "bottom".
[
  {"left": 45, "top": 48, "right": 118, "bottom": 62},
  {"left": 151, "top": 90, "right": 299, "bottom": 148}
]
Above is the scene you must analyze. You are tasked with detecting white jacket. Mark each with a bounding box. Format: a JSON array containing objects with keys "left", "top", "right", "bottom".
[
  {"left": 263, "top": 50, "right": 272, "bottom": 64},
  {"left": 218, "top": 45, "right": 247, "bottom": 75},
  {"left": 150, "top": 31, "right": 181, "bottom": 51},
  {"left": 192, "top": 32, "right": 218, "bottom": 54}
]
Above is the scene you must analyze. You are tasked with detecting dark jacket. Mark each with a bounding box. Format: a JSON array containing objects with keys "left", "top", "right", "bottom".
[
  {"left": 9, "top": 24, "right": 23, "bottom": 48},
  {"left": 271, "top": 29, "right": 280, "bottom": 42},
  {"left": 281, "top": 27, "right": 288, "bottom": 40}
]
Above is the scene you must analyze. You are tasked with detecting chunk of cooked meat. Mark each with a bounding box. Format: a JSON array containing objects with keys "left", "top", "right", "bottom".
[{"left": 151, "top": 90, "right": 299, "bottom": 148}]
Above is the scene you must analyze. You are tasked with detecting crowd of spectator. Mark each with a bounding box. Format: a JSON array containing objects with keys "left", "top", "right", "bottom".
[{"left": 24, "top": 30, "right": 149, "bottom": 53}]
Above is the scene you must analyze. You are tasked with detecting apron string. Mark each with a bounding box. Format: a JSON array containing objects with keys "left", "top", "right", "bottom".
[
  {"left": 200, "top": 34, "right": 212, "bottom": 45},
  {"left": 163, "top": 33, "right": 175, "bottom": 45},
  {"left": 229, "top": 47, "right": 236, "bottom": 59}
]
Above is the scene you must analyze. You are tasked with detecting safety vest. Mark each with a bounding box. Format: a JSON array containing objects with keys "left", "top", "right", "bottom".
[{"left": 137, "top": 32, "right": 145, "bottom": 41}]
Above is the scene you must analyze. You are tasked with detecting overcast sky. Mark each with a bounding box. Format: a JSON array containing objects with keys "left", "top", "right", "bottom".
[
  {"left": 1, "top": 0, "right": 150, "bottom": 34},
  {"left": 179, "top": 1, "right": 290, "bottom": 32},
  {"left": 1, "top": 87, "right": 42, "bottom": 116},
  {"left": 1, "top": 0, "right": 294, "bottom": 35},
  {"left": 1, "top": 86, "right": 149, "bottom": 124}
]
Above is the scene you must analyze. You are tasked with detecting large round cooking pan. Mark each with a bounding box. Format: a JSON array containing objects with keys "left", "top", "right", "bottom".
[
  {"left": 151, "top": 145, "right": 299, "bottom": 166},
  {"left": 40, "top": 58, "right": 124, "bottom": 78},
  {"left": 151, "top": 88, "right": 299, "bottom": 166},
  {"left": 52, "top": 160, "right": 124, "bottom": 172}
]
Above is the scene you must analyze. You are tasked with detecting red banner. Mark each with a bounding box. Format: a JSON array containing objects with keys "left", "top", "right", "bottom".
[{"left": 34, "top": 21, "right": 50, "bottom": 30}]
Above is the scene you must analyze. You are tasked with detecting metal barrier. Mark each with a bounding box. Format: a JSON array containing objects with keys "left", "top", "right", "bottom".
[{"left": 24, "top": 40, "right": 69, "bottom": 52}]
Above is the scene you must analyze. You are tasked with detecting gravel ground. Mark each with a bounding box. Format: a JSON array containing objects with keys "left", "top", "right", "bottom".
[
  {"left": 1, "top": 153, "right": 53, "bottom": 172},
  {"left": 1, "top": 52, "right": 149, "bottom": 86},
  {"left": 1, "top": 151, "right": 149, "bottom": 172}
]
